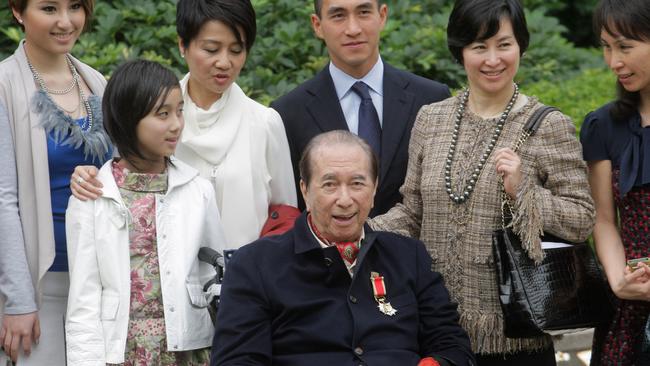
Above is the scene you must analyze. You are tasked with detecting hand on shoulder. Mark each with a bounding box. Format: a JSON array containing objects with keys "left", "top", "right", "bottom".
[{"left": 70, "top": 165, "right": 103, "bottom": 201}]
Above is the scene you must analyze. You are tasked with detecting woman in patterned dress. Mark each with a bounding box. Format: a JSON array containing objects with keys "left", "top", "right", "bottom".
[
  {"left": 70, "top": 0, "right": 297, "bottom": 249},
  {"left": 65, "top": 60, "right": 226, "bottom": 365},
  {"left": 582, "top": 0, "right": 650, "bottom": 364}
]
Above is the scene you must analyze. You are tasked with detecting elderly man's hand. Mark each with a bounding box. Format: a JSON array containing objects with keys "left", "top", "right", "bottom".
[{"left": 0, "top": 312, "right": 40, "bottom": 362}]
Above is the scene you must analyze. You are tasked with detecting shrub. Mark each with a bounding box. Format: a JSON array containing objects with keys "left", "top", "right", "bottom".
[
  {"left": 74, "top": 0, "right": 181, "bottom": 74},
  {"left": 524, "top": 0, "right": 600, "bottom": 47},
  {"left": 518, "top": 9, "right": 602, "bottom": 85},
  {"left": 0, "top": 0, "right": 603, "bottom": 106},
  {"left": 522, "top": 67, "right": 616, "bottom": 133}
]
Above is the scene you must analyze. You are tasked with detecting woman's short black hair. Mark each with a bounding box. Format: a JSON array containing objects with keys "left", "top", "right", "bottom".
[
  {"left": 103, "top": 60, "right": 180, "bottom": 168},
  {"left": 176, "top": 0, "right": 256, "bottom": 53},
  {"left": 447, "top": 0, "right": 529, "bottom": 64},
  {"left": 593, "top": 0, "right": 650, "bottom": 121}
]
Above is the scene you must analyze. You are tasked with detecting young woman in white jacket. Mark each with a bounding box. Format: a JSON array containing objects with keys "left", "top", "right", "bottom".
[{"left": 65, "top": 60, "right": 225, "bottom": 365}]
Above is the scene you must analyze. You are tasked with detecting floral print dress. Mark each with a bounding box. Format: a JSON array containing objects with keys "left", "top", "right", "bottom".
[
  {"left": 590, "top": 170, "right": 650, "bottom": 365},
  {"left": 581, "top": 105, "right": 650, "bottom": 365},
  {"left": 111, "top": 162, "right": 210, "bottom": 366}
]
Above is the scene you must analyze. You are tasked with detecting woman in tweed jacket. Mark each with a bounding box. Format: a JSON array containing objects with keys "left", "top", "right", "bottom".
[{"left": 370, "top": 0, "right": 594, "bottom": 364}]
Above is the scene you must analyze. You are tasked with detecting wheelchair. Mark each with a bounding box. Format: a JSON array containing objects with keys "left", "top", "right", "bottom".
[{"left": 198, "top": 247, "right": 236, "bottom": 325}]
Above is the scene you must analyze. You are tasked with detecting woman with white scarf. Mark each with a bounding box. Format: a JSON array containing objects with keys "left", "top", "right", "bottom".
[{"left": 72, "top": 0, "right": 297, "bottom": 249}]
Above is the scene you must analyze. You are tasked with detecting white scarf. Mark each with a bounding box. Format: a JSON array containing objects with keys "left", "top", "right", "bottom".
[{"left": 177, "top": 75, "right": 260, "bottom": 248}]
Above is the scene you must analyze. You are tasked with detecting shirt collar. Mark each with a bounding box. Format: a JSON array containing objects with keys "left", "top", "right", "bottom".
[
  {"left": 329, "top": 57, "right": 384, "bottom": 102},
  {"left": 306, "top": 213, "right": 365, "bottom": 249}
]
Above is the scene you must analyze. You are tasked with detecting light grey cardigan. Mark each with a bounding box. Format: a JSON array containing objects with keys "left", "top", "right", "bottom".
[
  {"left": 0, "top": 41, "right": 106, "bottom": 317},
  {"left": 0, "top": 101, "right": 35, "bottom": 315}
]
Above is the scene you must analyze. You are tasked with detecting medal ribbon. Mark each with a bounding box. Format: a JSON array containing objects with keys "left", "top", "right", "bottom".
[
  {"left": 371, "top": 272, "right": 398, "bottom": 316},
  {"left": 370, "top": 272, "right": 387, "bottom": 300}
]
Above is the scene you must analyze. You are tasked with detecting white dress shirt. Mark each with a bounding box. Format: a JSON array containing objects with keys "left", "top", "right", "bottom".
[{"left": 329, "top": 57, "right": 384, "bottom": 133}]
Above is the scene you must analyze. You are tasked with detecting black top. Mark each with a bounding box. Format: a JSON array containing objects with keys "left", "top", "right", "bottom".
[{"left": 580, "top": 102, "right": 650, "bottom": 196}]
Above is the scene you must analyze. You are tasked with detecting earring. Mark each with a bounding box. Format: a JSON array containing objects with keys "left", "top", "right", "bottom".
[{"left": 17, "top": 18, "right": 23, "bottom": 24}]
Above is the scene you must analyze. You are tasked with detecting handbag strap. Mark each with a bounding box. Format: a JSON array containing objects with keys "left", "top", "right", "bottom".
[
  {"left": 512, "top": 106, "right": 558, "bottom": 152},
  {"left": 500, "top": 106, "right": 558, "bottom": 228}
]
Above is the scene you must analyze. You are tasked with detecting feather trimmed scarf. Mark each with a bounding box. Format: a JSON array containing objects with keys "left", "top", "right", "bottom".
[{"left": 31, "top": 90, "right": 111, "bottom": 162}]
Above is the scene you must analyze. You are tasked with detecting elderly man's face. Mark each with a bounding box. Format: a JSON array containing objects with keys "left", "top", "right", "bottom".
[{"left": 301, "top": 143, "right": 377, "bottom": 243}]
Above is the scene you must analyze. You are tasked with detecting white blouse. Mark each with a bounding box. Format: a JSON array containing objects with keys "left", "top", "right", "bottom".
[{"left": 175, "top": 74, "right": 297, "bottom": 249}]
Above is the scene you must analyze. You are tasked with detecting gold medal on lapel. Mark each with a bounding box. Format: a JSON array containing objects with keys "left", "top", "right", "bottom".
[{"left": 370, "top": 272, "right": 397, "bottom": 316}]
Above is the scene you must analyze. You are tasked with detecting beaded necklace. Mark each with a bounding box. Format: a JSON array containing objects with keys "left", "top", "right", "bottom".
[
  {"left": 23, "top": 44, "right": 110, "bottom": 161},
  {"left": 445, "top": 83, "right": 519, "bottom": 204},
  {"left": 25, "top": 51, "right": 93, "bottom": 132}
]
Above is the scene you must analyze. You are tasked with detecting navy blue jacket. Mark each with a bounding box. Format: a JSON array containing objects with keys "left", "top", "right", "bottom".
[
  {"left": 271, "top": 63, "right": 450, "bottom": 217},
  {"left": 211, "top": 213, "right": 475, "bottom": 366}
]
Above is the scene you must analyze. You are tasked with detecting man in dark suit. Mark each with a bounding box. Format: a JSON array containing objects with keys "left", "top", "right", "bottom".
[
  {"left": 271, "top": 0, "right": 450, "bottom": 216},
  {"left": 211, "top": 131, "right": 475, "bottom": 366}
]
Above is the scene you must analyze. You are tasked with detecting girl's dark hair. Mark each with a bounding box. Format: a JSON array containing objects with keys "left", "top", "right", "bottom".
[
  {"left": 447, "top": 0, "right": 529, "bottom": 65},
  {"left": 176, "top": 0, "right": 256, "bottom": 53},
  {"left": 593, "top": 0, "right": 650, "bottom": 122},
  {"left": 102, "top": 60, "right": 180, "bottom": 169}
]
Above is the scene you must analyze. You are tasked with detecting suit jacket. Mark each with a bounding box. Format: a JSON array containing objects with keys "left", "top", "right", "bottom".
[
  {"left": 211, "top": 212, "right": 475, "bottom": 366},
  {"left": 271, "top": 63, "right": 450, "bottom": 216}
]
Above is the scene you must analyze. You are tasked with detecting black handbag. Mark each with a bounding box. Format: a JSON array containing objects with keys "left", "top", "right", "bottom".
[{"left": 492, "top": 106, "right": 613, "bottom": 338}]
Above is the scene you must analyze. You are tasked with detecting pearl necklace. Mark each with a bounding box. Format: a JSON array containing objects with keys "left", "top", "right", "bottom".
[
  {"left": 26, "top": 52, "right": 94, "bottom": 132},
  {"left": 445, "top": 84, "right": 519, "bottom": 204}
]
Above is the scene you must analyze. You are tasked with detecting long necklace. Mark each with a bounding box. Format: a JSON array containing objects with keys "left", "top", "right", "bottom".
[
  {"left": 28, "top": 56, "right": 77, "bottom": 94},
  {"left": 26, "top": 52, "right": 94, "bottom": 132},
  {"left": 445, "top": 83, "right": 519, "bottom": 204},
  {"left": 57, "top": 96, "right": 82, "bottom": 115}
]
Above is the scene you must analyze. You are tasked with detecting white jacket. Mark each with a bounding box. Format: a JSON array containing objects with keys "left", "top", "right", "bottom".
[{"left": 65, "top": 158, "right": 226, "bottom": 365}]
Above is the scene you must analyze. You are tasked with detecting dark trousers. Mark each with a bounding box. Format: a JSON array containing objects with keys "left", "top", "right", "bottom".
[{"left": 476, "top": 347, "right": 556, "bottom": 366}]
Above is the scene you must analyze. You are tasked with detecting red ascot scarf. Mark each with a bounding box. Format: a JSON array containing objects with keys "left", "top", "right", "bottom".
[{"left": 307, "top": 214, "right": 360, "bottom": 266}]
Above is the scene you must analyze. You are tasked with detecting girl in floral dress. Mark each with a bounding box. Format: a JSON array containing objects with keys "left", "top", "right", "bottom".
[
  {"left": 64, "top": 60, "right": 225, "bottom": 366},
  {"left": 582, "top": 0, "right": 650, "bottom": 364}
]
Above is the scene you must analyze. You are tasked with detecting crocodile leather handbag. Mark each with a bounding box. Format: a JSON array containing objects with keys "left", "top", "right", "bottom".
[
  {"left": 492, "top": 230, "right": 613, "bottom": 337},
  {"left": 492, "top": 106, "right": 613, "bottom": 338}
]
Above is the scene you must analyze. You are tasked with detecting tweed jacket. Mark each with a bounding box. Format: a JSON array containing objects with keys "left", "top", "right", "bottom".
[
  {"left": 370, "top": 95, "right": 595, "bottom": 355},
  {"left": 0, "top": 41, "right": 106, "bottom": 317}
]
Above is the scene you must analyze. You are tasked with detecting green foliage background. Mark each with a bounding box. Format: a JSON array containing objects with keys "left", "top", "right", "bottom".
[{"left": 0, "top": 0, "right": 614, "bottom": 126}]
